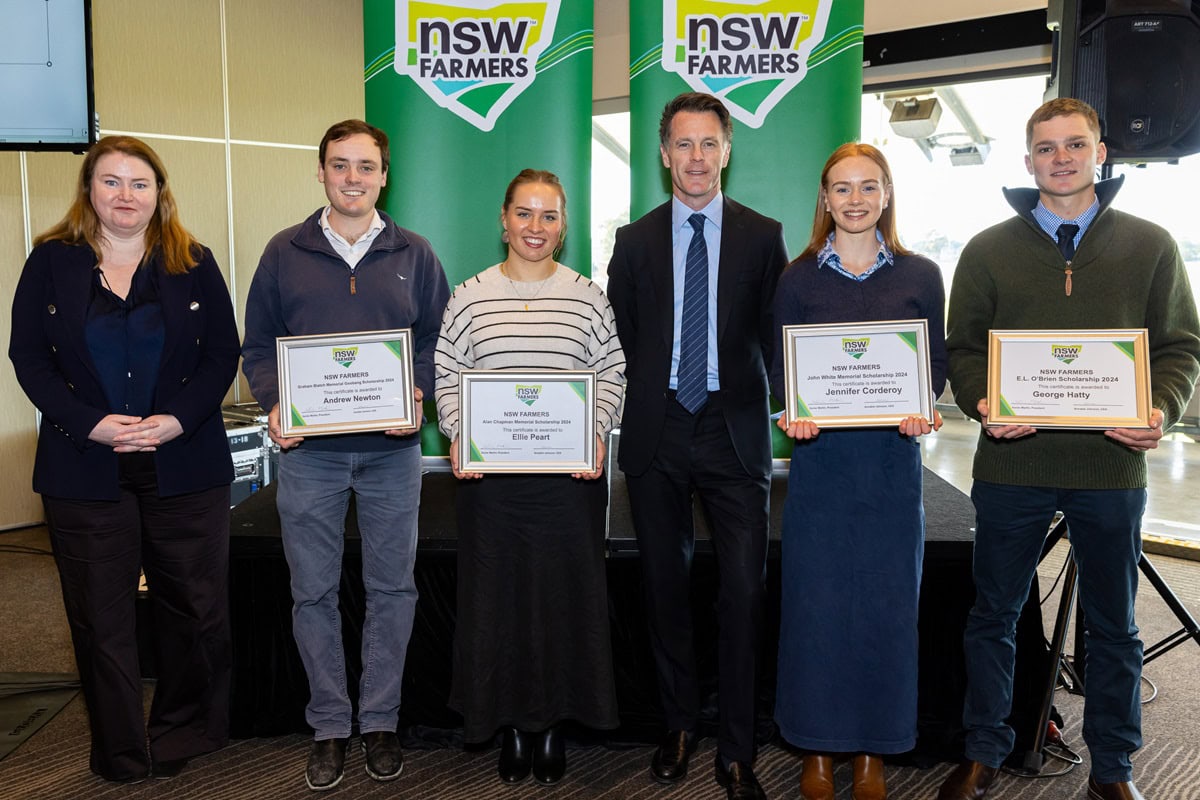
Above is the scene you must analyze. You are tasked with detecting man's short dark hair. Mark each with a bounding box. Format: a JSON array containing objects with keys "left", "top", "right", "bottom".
[
  {"left": 319, "top": 119, "right": 390, "bottom": 173},
  {"left": 658, "top": 92, "right": 733, "bottom": 149}
]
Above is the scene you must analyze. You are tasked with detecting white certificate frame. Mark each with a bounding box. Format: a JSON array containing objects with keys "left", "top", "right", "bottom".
[
  {"left": 277, "top": 329, "right": 416, "bottom": 437},
  {"left": 459, "top": 370, "right": 596, "bottom": 473},
  {"left": 782, "top": 319, "right": 934, "bottom": 428},
  {"left": 986, "top": 328, "right": 1151, "bottom": 429}
]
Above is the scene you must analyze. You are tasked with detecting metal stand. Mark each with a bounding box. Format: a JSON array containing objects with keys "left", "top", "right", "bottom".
[
  {"left": 1072, "top": 552, "right": 1200, "bottom": 695},
  {"left": 1020, "top": 517, "right": 1076, "bottom": 774},
  {"left": 1023, "top": 519, "right": 1200, "bottom": 774}
]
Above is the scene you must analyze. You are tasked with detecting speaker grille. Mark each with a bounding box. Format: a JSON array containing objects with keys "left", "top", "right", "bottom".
[{"left": 1070, "top": 3, "right": 1200, "bottom": 160}]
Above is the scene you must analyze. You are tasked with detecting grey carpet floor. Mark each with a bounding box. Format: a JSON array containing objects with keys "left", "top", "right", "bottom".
[{"left": 2, "top": 527, "right": 1199, "bottom": 799}]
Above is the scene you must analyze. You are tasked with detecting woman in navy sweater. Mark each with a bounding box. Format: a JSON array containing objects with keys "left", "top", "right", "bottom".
[
  {"left": 9, "top": 136, "right": 239, "bottom": 783},
  {"left": 770, "top": 143, "right": 947, "bottom": 800}
]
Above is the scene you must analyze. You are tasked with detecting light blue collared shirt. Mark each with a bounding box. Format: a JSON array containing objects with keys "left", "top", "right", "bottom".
[
  {"left": 670, "top": 193, "right": 723, "bottom": 391},
  {"left": 1032, "top": 197, "right": 1100, "bottom": 254},
  {"left": 816, "top": 231, "right": 895, "bottom": 281}
]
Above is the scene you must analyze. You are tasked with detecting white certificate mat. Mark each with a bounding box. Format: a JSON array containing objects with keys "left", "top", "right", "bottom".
[
  {"left": 987, "top": 329, "right": 1151, "bottom": 429},
  {"left": 783, "top": 320, "right": 934, "bottom": 428},
  {"left": 460, "top": 370, "right": 596, "bottom": 473},
  {"left": 277, "top": 329, "right": 416, "bottom": 437}
]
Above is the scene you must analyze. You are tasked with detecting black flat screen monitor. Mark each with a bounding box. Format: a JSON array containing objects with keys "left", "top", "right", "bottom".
[{"left": 0, "top": 0, "right": 97, "bottom": 152}]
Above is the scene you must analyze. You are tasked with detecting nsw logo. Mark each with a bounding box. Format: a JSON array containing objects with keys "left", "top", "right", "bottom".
[
  {"left": 1052, "top": 344, "right": 1083, "bottom": 365},
  {"left": 332, "top": 347, "right": 359, "bottom": 368},
  {"left": 394, "top": 0, "right": 560, "bottom": 132},
  {"left": 661, "top": 0, "right": 833, "bottom": 128},
  {"left": 842, "top": 337, "right": 869, "bottom": 360},
  {"left": 515, "top": 384, "right": 542, "bottom": 406}
]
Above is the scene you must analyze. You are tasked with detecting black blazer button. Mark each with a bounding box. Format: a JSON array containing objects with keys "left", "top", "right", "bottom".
[
  {"left": 47, "top": 304, "right": 57, "bottom": 315},
  {"left": 189, "top": 301, "right": 200, "bottom": 311}
]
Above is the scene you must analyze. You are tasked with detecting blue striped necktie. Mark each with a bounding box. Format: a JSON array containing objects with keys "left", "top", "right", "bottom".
[{"left": 676, "top": 213, "right": 709, "bottom": 414}]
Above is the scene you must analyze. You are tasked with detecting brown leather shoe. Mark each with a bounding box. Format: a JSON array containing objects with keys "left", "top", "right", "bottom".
[
  {"left": 799, "top": 753, "right": 835, "bottom": 800},
  {"left": 936, "top": 760, "right": 999, "bottom": 800},
  {"left": 852, "top": 753, "right": 886, "bottom": 800},
  {"left": 1087, "top": 776, "right": 1145, "bottom": 800}
]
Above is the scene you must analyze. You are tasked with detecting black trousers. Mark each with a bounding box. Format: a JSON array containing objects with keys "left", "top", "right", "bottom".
[
  {"left": 42, "top": 453, "right": 231, "bottom": 781},
  {"left": 625, "top": 397, "right": 770, "bottom": 764}
]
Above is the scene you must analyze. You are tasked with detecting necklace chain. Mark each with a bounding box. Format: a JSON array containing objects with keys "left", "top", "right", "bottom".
[{"left": 501, "top": 263, "right": 554, "bottom": 310}]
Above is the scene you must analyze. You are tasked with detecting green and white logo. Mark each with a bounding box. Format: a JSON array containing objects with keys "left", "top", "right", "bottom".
[
  {"left": 515, "top": 383, "right": 542, "bottom": 406},
  {"left": 661, "top": 0, "right": 833, "bottom": 128},
  {"left": 332, "top": 347, "right": 359, "bottom": 368},
  {"left": 1052, "top": 344, "right": 1083, "bottom": 364},
  {"left": 842, "top": 337, "right": 869, "bottom": 360},
  {"left": 394, "top": 0, "right": 560, "bottom": 131}
]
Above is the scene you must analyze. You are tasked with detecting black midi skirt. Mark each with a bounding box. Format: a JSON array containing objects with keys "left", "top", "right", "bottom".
[{"left": 450, "top": 473, "right": 619, "bottom": 742}]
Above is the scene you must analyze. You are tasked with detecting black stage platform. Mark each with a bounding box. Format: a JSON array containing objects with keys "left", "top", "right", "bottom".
[{"left": 227, "top": 457, "right": 1049, "bottom": 763}]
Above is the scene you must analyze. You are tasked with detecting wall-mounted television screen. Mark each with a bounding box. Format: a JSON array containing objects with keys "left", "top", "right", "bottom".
[{"left": 0, "top": 0, "right": 97, "bottom": 152}]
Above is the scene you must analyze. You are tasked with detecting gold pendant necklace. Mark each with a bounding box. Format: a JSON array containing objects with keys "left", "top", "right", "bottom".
[{"left": 502, "top": 263, "right": 555, "bottom": 310}]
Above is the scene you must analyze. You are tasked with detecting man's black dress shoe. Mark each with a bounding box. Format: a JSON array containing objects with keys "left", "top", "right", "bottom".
[
  {"left": 714, "top": 756, "right": 768, "bottom": 800},
  {"left": 532, "top": 725, "right": 566, "bottom": 785},
  {"left": 361, "top": 731, "right": 403, "bottom": 781},
  {"left": 650, "top": 729, "right": 697, "bottom": 783},
  {"left": 151, "top": 757, "right": 189, "bottom": 779},
  {"left": 1087, "top": 776, "right": 1145, "bottom": 800},
  {"left": 498, "top": 727, "right": 532, "bottom": 783},
  {"left": 306, "top": 737, "right": 349, "bottom": 791},
  {"left": 936, "top": 760, "right": 999, "bottom": 800}
]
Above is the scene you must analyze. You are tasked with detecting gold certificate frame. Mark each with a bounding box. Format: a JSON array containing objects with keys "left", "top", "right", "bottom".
[
  {"left": 986, "top": 328, "right": 1151, "bottom": 429},
  {"left": 277, "top": 329, "right": 416, "bottom": 437}
]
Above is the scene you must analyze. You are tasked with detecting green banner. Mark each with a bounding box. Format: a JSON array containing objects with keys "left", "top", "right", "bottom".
[
  {"left": 363, "top": 1, "right": 594, "bottom": 287},
  {"left": 629, "top": 0, "right": 864, "bottom": 245}
]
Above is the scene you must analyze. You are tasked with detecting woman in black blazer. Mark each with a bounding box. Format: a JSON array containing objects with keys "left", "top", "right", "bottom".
[{"left": 8, "top": 136, "right": 240, "bottom": 783}]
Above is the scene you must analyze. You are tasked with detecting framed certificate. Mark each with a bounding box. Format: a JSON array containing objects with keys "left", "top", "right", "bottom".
[
  {"left": 277, "top": 329, "right": 416, "bottom": 437},
  {"left": 782, "top": 320, "right": 935, "bottom": 428},
  {"left": 459, "top": 370, "right": 597, "bottom": 473},
  {"left": 986, "top": 329, "right": 1152, "bottom": 429}
]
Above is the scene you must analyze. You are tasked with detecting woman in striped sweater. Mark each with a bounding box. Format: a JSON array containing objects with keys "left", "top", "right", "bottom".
[{"left": 434, "top": 169, "right": 626, "bottom": 786}]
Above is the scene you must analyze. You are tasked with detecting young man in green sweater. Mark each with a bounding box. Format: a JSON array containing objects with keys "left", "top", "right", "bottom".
[{"left": 939, "top": 98, "right": 1200, "bottom": 800}]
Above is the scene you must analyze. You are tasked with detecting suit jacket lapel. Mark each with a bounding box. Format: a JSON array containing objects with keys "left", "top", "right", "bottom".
[
  {"left": 157, "top": 261, "right": 192, "bottom": 368},
  {"left": 50, "top": 247, "right": 100, "bottom": 380},
  {"left": 715, "top": 197, "right": 743, "bottom": 343},
  {"left": 649, "top": 203, "right": 676, "bottom": 349}
]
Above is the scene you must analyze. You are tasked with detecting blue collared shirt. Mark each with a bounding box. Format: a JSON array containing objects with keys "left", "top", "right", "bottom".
[
  {"left": 816, "top": 231, "right": 894, "bottom": 281},
  {"left": 670, "top": 193, "right": 723, "bottom": 391},
  {"left": 1032, "top": 197, "right": 1099, "bottom": 253}
]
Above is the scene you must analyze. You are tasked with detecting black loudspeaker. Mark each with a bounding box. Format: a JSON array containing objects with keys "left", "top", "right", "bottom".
[{"left": 1048, "top": 0, "right": 1200, "bottom": 161}]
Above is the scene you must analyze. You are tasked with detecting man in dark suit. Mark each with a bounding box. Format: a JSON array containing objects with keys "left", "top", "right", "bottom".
[{"left": 607, "top": 92, "right": 787, "bottom": 800}]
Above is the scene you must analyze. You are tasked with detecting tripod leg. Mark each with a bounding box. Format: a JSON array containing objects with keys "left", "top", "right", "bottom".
[
  {"left": 1021, "top": 551, "right": 1078, "bottom": 774},
  {"left": 1139, "top": 554, "right": 1200, "bottom": 663}
]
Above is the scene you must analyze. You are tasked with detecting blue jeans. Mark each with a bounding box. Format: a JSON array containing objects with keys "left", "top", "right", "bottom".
[
  {"left": 276, "top": 445, "right": 421, "bottom": 739},
  {"left": 963, "top": 481, "right": 1145, "bottom": 783}
]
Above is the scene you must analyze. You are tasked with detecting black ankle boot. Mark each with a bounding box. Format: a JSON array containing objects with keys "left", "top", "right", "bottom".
[
  {"left": 498, "top": 727, "right": 532, "bottom": 783},
  {"left": 531, "top": 725, "right": 566, "bottom": 785}
]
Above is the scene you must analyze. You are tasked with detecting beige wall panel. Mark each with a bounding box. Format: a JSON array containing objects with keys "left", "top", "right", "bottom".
[
  {"left": 228, "top": 144, "right": 327, "bottom": 405},
  {"left": 23, "top": 153, "right": 86, "bottom": 259},
  {"left": 91, "top": 0, "right": 225, "bottom": 138},
  {"left": 0, "top": 154, "right": 43, "bottom": 527},
  {"left": 225, "top": 0, "right": 364, "bottom": 145}
]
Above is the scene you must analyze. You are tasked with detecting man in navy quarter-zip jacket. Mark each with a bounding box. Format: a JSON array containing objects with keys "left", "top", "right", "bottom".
[
  {"left": 939, "top": 98, "right": 1199, "bottom": 800},
  {"left": 241, "top": 119, "right": 450, "bottom": 793}
]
